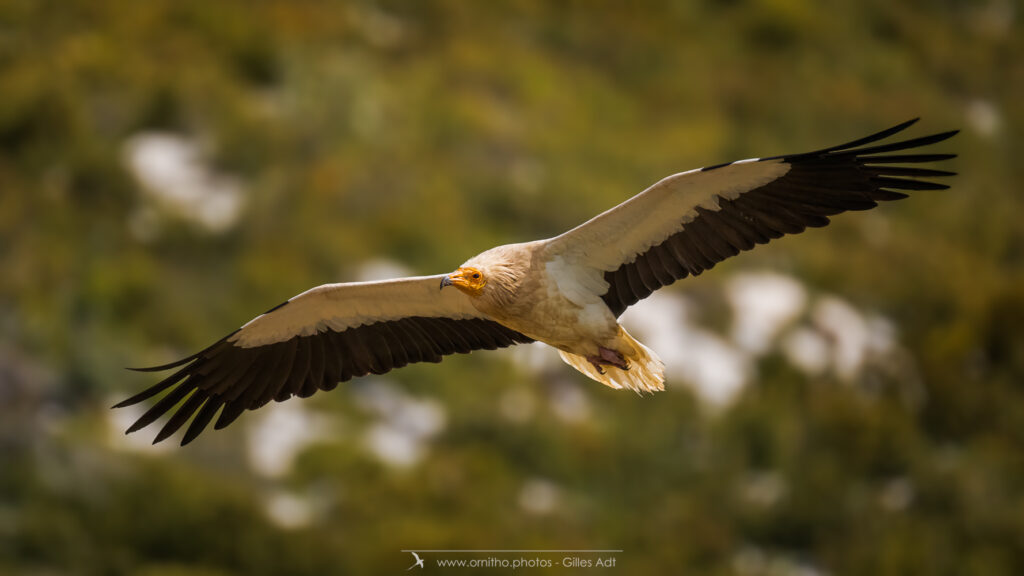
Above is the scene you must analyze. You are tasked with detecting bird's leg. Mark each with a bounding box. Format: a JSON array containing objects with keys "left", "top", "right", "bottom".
[{"left": 586, "top": 347, "right": 629, "bottom": 374}]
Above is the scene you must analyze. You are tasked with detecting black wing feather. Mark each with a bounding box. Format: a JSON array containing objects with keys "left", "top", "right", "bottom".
[
  {"left": 602, "top": 120, "right": 957, "bottom": 316},
  {"left": 118, "top": 316, "right": 532, "bottom": 445}
]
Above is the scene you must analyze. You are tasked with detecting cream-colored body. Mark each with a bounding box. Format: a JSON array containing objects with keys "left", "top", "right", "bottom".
[{"left": 456, "top": 243, "right": 665, "bottom": 393}]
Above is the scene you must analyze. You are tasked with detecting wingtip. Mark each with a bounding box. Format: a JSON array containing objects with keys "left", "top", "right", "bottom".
[
  {"left": 890, "top": 117, "right": 920, "bottom": 132},
  {"left": 878, "top": 117, "right": 921, "bottom": 136},
  {"left": 125, "top": 420, "right": 147, "bottom": 435},
  {"left": 125, "top": 355, "right": 197, "bottom": 373},
  {"left": 799, "top": 117, "right": 928, "bottom": 158}
]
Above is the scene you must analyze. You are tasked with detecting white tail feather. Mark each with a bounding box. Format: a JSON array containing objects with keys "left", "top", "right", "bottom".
[{"left": 557, "top": 327, "right": 665, "bottom": 394}]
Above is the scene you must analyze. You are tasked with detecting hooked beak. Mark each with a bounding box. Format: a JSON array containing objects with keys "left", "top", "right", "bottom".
[{"left": 439, "top": 275, "right": 454, "bottom": 290}]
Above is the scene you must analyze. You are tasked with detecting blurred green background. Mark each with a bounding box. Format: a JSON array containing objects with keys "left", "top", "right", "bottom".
[{"left": 1, "top": 0, "right": 1022, "bottom": 574}]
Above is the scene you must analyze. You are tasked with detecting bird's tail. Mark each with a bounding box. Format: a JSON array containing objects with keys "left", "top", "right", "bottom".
[{"left": 557, "top": 326, "right": 665, "bottom": 394}]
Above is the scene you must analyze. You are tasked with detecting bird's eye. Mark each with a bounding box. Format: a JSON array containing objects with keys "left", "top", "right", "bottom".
[{"left": 472, "top": 273, "right": 480, "bottom": 279}]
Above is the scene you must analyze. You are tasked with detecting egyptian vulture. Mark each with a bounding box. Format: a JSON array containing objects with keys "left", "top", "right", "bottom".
[{"left": 118, "top": 119, "right": 957, "bottom": 445}]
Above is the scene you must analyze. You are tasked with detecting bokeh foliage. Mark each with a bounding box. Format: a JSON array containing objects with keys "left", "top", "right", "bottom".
[{"left": 1, "top": 0, "right": 1022, "bottom": 574}]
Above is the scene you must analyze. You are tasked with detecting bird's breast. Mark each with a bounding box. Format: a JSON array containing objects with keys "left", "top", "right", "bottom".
[{"left": 473, "top": 266, "right": 617, "bottom": 351}]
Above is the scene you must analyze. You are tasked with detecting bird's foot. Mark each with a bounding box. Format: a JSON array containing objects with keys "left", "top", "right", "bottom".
[
  {"left": 586, "top": 347, "right": 629, "bottom": 374},
  {"left": 586, "top": 358, "right": 606, "bottom": 375}
]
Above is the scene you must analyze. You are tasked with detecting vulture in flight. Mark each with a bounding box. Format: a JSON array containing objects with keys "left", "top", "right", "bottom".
[{"left": 118, "top": 119, "right": 957, "bottom": 445}]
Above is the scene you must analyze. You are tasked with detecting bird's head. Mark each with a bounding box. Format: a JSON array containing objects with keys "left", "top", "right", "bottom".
[{"left": 440, "top": 266, "right": 487, "bottom": 296}]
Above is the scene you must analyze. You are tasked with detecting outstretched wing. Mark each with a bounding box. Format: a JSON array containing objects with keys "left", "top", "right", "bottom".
[
  {"left": 117, "top": 275, "right": 532, "bottom": 445},
  {"left": 543, "top": 119, "right": 957, "bottom": 316}
]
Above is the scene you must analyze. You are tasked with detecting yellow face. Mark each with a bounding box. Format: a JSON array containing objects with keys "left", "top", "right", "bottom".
[{"left": 442, "top": 266, "right": 487, "bottom": 296}]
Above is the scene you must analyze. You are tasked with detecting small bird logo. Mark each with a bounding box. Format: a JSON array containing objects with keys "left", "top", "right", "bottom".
[{"left": 407, "top": 551, "right": 425, "bottom": 570}]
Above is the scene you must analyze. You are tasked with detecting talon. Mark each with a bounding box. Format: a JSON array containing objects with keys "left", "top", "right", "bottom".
[
  {"left": 598, "top": 346, "right": 629, "bottom": 370},
  {"left": 585, "top": 347, "right": 629, "bottom": 374},
  {"left": 586, "top": 356, "right": 607, "bottom": 374}
]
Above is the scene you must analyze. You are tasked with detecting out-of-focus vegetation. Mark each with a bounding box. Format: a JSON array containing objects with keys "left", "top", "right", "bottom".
[{"left": 1, "top": 0, "right": 1021, "bottom": 574}]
